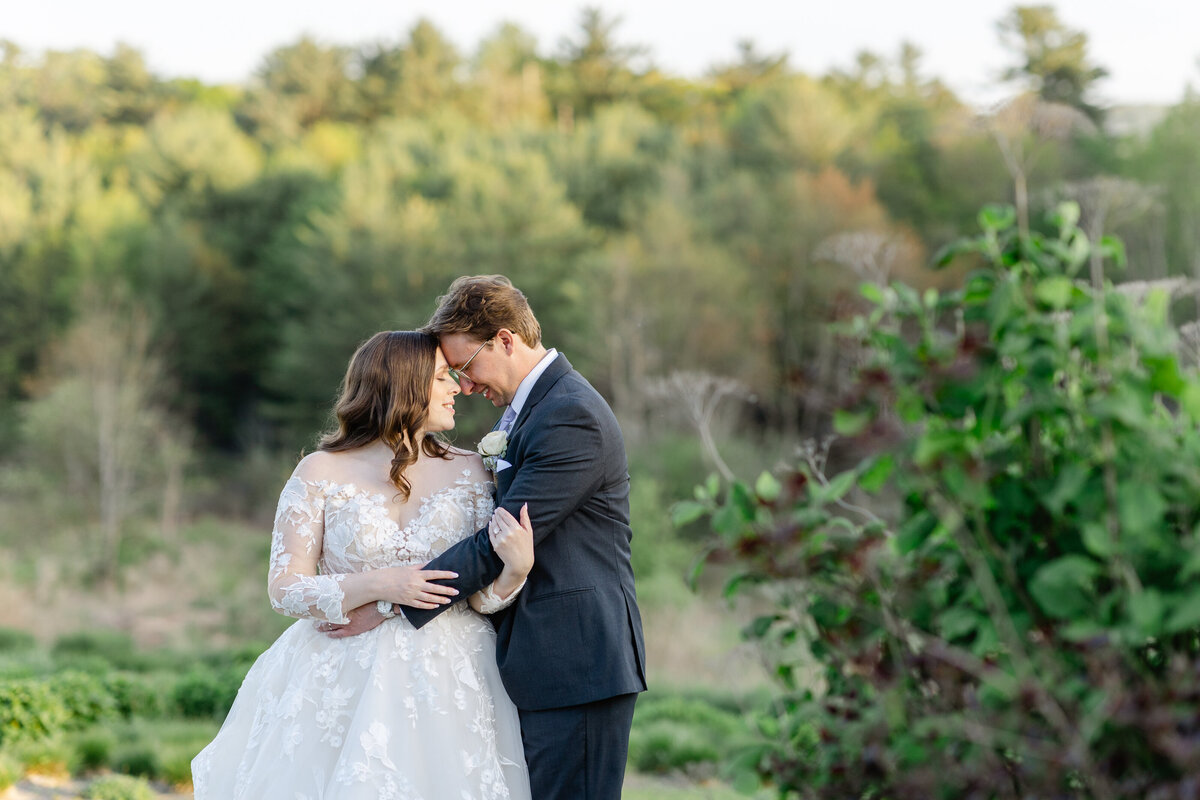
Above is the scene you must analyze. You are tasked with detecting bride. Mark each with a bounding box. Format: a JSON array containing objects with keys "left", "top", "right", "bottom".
[{"left": 192, "top": 330, "right": 534, "bottom": 800}]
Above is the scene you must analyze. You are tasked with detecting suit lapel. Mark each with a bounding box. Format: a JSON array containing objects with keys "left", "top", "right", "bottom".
[{"left": 508, "top": 354, "right": 571, "bottom": 439}]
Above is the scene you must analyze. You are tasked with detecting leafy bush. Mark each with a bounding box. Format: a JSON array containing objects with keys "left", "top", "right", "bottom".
[
  {"left": 104, "top": 673, "right": 170, "bottom": 719},
  {"left": 628, "top": 692, "right": 748, "bottom": 775},
  {"left": 629, "top": 722, "right": 720, "bottom": 773},
  {"left": 159, "top": 745, "right": 197, "bottom": 785},
  {"left": 9, "top": 734, "right": 72, "bottom": 776},
  {"left": 0, "top": 678, "right": 69, "bottom": 745},
  {"left": 72, "top": 728, "right": 117, "bottom": 771},
  {"left": 48, "top": 671, "right": 118, "bottom": 728},
  {"left": 51, "top": 631, "right": 142, "bottom": 671},
  {"left": 82, "top": 774, "right": 157, "bottom": 800},
  {"left": 0, "top": 752, "right": 20, "bottom": 791},
  {"left": 0, "top": 627, "right": 35, "bottom": 653},
  {"left": 172, "top": 666, "right": 244, "bottom": 718},
  {"left": 111, "top": 741, "right": 161, "bottom": 778},
  {"left": 694, "top": 205, "right": 1200, "bottom": 796}
]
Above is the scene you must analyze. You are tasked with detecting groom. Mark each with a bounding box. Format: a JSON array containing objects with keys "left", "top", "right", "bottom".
[{"left": 333, "top": 275, "right": 646, "bottom": 799}]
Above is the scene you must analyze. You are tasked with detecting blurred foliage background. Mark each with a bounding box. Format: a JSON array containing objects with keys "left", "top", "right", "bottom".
[{"left": 2, "top": 3, "right": 1200, "bottom": 795}]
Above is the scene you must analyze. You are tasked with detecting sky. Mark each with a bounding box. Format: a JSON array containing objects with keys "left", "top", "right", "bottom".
[{"left": 3, "top": 0, "right": 1197, "bottom": 107}]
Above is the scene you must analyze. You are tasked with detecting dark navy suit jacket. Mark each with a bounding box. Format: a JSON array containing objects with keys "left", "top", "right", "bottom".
[{"left": 402, "top": 354, "right": 646, "bottom": 711}]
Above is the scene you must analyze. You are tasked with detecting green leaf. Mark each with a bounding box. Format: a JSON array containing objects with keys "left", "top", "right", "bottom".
[
  {"left": 833, "top": 408, "right": 870, "bottom": 436},
  {"left": 1146, "top": 356, "right": 1185, "bottom": 395},
  {"left": 670, "top": 500, "right": 708, "bottom": 528},
  {"left": 1091, "top": 385, "right": 1148, "bottom": 428},
  {"left": 711, "top": 503, "right": 741, "bottom": 538},
  {"left": 858, "top": 454, "right": 895, "bottom": 493},
  {"left": 1098, "top": 235, "right": 1126, "bottom": 269},
  {"left": 1142, "top": 288, "right": 1171, "bottom": 327},
  {"left": 914, "top": 430, "right": 958, "bottom": 467},
  {"left": 1044, "top": 463, "right": 1090, "bottom": 516},
  {"left": 1029, "top": 555, "right": 1100, "bottom": 620},
  {"left": 1129, "top": 590, "right": 1165, "bottom": 635},
  {"left": 1164, "top": 589, "right": 1200, "bottom": 633},
  {"left": 896, "top": 511, "right": 936, "bottom": 554},
  {"left": 859, "top": 282, "right": 885, "bottom": 304},
  {"left": 1118, "top": 481, "right": 1166, "bottom": 537},
  {"left": 754, "top": 471, "right": 781, "bottom": 503},
  {"left": 821, "top": 470, "right": 856, "bottom": 504},
  {"left": 1182, "top": 382, "right": 1200, "bottom": 422},
  {"left": 1034, "top": 276, "right": 1076, "bottom": 310},
  {"left": 746, "top": 614, "right": 781, "bottom": 639},
  {"left": 729, "top": 481, "right": 757, "bottom": 522},
  {"left": 936, "top": 606, "right": 980, "bottom": 640},
  {"left": 1180, "top": 543, "right": 1200, "bottom": 580},
  {"left": 933, "top": 237, "right": 980, "bottom": 268},
  {"left": 979, "top": 204, "right": 1016, "bottom": 233},
  {"left": 1053, "top": 201, "right": 1081, "bottom": 232},
  {"left": 1081, "top": 522, "right": 1115, "bottom": 558}
]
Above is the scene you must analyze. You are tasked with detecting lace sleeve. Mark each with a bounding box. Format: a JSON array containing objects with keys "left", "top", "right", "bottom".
[
  {"left": 476, "top": 577, "right": 527, "bottom": 614},
  {"left": 266, "top": 476, "right": 349, "bottom": 624}
]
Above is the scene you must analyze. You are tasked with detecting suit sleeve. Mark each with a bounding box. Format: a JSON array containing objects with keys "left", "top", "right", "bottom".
[
  {"left": 493, "top": 400, "right": 606, "bottom": 546},
  {"left": 402, "top": 399, "right": 605, "bottom": 629},
  {"left": 399, "top": 525, "right": 505, "bottom": 629}
]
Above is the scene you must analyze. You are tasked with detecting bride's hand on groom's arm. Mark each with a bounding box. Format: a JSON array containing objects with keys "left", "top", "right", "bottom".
[
  {"left": 488, "top": 504, "right": 533, "bottom": 599},
  {"left": 379, "top": 564, "right": 461, "bottom": 609},
  {"left": 319, "top": 564, "right": 460, "bottom": 638}
]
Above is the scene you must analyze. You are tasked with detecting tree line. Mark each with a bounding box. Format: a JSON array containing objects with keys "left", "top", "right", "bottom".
[{"left": 1, "top": 5, "right": 1198, "bottom": 523}]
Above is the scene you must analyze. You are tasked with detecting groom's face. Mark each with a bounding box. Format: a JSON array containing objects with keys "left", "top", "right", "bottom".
[{"left": 440, "top": 333, "right": 513, "bottom": 408}]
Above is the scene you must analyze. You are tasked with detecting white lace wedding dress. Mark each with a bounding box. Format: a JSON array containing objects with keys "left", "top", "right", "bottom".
[{"left": 191, "top": 462, "right": 531, "bottom": 800}]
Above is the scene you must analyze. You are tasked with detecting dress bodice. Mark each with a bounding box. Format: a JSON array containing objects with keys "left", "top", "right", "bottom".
[
  {"left": 267, "top": 465, "right": 494, "bottom": 624},
  {"left": 316, "top": 469, "right": 494, "bottom": 574}
]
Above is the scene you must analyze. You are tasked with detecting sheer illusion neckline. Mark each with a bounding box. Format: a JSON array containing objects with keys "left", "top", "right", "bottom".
[{"left": 315, "top": 470, "right": 487, "bottom": 535}]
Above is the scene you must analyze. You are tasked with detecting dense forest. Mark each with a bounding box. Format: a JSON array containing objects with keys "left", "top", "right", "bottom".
[{"left": 5, "top": 5, "right": 1197, "bottom": 462}]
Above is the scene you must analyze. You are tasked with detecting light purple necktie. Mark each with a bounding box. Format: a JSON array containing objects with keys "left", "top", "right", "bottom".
[{"left": 498, "top": 406, "right": 517, "bottom": 433}]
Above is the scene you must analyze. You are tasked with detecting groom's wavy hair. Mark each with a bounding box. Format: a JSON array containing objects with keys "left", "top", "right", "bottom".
[
  {"left": 422, "top": 275, "right": 541, "bottom": 346},
  {"left": 318, "top": 331, "right": 451, "bottom": 501}
]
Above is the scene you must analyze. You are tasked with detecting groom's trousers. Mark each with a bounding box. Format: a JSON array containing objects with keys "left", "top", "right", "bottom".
[{"left": 518, "top": 692, "right": 638, "bottom": 800}]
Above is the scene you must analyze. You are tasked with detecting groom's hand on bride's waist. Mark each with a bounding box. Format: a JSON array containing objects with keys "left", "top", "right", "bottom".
[{"left": 318, "top": 603, "right": 386, "bottom": 638}]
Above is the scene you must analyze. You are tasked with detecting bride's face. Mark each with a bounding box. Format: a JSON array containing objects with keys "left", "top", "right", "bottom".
[{"left": 425, "top": 349, "right": 460, "bottom": 432}]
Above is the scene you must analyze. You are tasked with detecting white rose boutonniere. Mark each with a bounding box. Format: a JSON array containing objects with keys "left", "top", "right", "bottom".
[{"left": 477, "top": 430, "right": 509, "bottom": 472}]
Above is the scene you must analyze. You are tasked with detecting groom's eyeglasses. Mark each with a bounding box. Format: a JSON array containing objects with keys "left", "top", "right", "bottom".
[{"left": 449, "top": 336, "right": 493, "bottom": 384}]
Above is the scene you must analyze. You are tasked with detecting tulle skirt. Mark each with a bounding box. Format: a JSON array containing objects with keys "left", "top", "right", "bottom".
[{"left": 192, "top": 605, "right": 531, "bottom": 800}]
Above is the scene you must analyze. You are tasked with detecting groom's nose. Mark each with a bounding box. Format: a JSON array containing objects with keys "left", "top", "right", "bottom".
[{"left": 458, "top": 375, "right": 478, "bottom": 394}]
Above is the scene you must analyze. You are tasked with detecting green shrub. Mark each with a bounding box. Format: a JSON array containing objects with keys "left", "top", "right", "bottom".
[
  {"left": 0, "top": 678, "right": 69, "bottom": 745},
  {"left": 72, "top": 728, "right": 117, "bottom": 771},
  {"left": 52, "top": 631, "right": 143, "bottom": 671},
  {"left": 0, "top": 627, "right": 35, "bottom": 653},
  {"left": 628, "top": 694, "right": 746, "bottom": 774},
  {"left": 0, "top": 650, "right": 54, "bottom": 680},
  {"left": 0, "top": 752, "right": 21, "bottom": 791},
  {"left": 82, "top": 773, "right": 156, "bottom": 800},
  {"left": 697, "top": 204, "right": 1200, "bottom": 796},
  {"left": 172, "top": 666, "right": 244, "bottom": 718},
  {"left": 111, "top": 741, "right": 161, "bottom": 778},
  {"left": 10, "top": 734, "right": 72, "bottom": 775},
  {"left": 629, "top": 721, "right": 721, "bottom": 774},
  {"left": 633, "top": 693, "right": 745, "bottom": 737},
  {"left": 160, "top": 745, "right": 198, "bottom": 785},
  {"left": 104, "top": 673, "right": 170, "bottom": 719},
  {"left": 48, "top": 671, "right": 118, "bottom": 728}
]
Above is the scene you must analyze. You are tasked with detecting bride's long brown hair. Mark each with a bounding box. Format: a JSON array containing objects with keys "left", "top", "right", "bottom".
[{"left": 318, "top": 331, "right": 451, "bottom": 501}]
